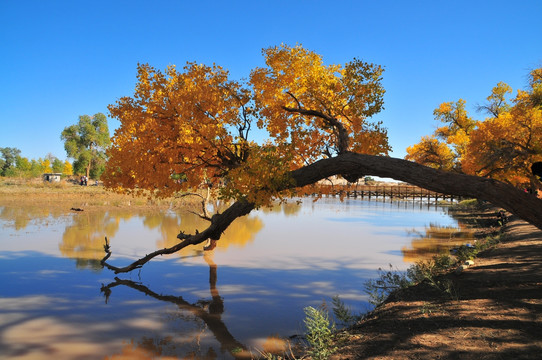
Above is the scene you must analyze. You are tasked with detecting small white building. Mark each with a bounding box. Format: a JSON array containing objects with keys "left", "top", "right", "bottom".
[{"left": 43, "top": 173, "right": 62, "bottom": 182}]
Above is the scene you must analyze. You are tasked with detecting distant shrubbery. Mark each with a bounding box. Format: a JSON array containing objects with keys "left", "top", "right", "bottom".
[{"left": 0, "top": 147, "right": 73, "bottom": 178}]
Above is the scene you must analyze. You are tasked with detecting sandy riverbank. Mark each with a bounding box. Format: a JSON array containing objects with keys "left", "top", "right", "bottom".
[{"left": 331, "top": 209, "right": 542, "bottom": 359}]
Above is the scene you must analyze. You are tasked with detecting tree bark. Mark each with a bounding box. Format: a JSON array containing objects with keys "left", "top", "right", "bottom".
[
  {"left": 102, "top": 153, "right": 542, "bottom": 273},
  {"left": 290, "top": 153, "right": 542, "bottom": 230},
  {"left": 101, "top": 201, "right": 255, "bottom": 273}
]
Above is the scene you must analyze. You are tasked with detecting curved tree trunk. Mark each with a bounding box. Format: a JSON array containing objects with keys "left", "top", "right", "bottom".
[
  {"left": 291, "top": 153, "right": 542, "bottom": 230},
  {"left": 102, "top": 153, "right": 542, "bottom": 273}
]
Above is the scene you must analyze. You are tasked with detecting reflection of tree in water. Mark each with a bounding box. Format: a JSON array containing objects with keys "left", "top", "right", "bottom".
[
  {"left": 259, "top": 201, "right": 302, "bottom": 216},
  {"left": 155, "top": 210, "right": 264, "bottom": 255},
  {"left": 402, "top": 222, "right": 474, "bottom": 262},
  {"left": 0, "top": 204, "right": 68, "bottom": 230},
  {"left": 56, "top": 204, "right": 264, "bottom": 269},
  {"left": 60, "top": 210, "right": 133, "bottom": 269},
  {"left": 102, "top": 245, "right": 254, "bottom": 359}
]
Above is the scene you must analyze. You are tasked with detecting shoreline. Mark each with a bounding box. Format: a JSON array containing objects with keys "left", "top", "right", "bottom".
[
  {"left": 330, "top": 208, "right": 542, "bottom": 359},
  {"left": 2, "top": 181, "right": 541, "bottom": 358}
]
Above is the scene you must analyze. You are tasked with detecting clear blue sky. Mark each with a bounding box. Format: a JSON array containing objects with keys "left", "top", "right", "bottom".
[{"left": 1, "top": 0, "right": 541, "bottom": 161}]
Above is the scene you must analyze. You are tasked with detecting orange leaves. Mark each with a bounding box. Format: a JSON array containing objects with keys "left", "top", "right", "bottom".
[
  {"left": 462, "top": 99, "right": 542, "bottom": 185},
  {"left": 433, "top": 99, "right": 476, "bottom": 145},
  {"left": 405, "top": 136, "right": 455, "bottom": 171},
  {"left": 406, "top": 67, "right": 542, "bottom": 188},
  {"left": 406, "top": 99, "right": 475, "bottom": 172},
  {"left": 104, "top": 62, "right": 253, "bottom": 198},
  {"left": 219, "top": 143, "right": 297, "bottom": 207},
  {"left": 251, "top": 44, "right": 388, "bottom": 159},
  {"left": 105, "top": 45, "right": 389, "bottom": 204}
]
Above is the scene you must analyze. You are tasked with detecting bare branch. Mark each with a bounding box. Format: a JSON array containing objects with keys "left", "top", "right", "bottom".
[
  {"left": 282, "top": 106, "right": 350, "bottom": 154},
  {"left": 101, "top": 200, "right": 255, "bottom": 273},
  {"left": 102, "top": 153, "right": 542, "bottom": 274}
]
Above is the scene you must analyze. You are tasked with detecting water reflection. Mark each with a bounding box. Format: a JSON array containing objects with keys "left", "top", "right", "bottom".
[
  {"left": 60, "top": 211, "right": 124, "bottom": 269},
  {"left": 0, "top": 199, "right": 474, "bottom": 267},
  {"left": 0, "top": 204, "right": 69, "bottom": 230},
  {"left": 402, "top": 223, "right": 474, "bottom": 262},
  {"left": 103, "top": 244, "right": 259, "bottom": 359},
  {"left": 156, "top": 210, "right": 266, "bottom": 253},
  {"left": 1, "top": 198, "right": 477, "bottom": 359}
]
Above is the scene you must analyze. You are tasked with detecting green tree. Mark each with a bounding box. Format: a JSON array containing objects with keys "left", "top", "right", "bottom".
[
  {"left": 16, "top": 156, "right": 31, "bottom": 173},
  {"left": 52, "top": 158, "right": 65, "bottom": 173},
  {"left": 29, "top": 159, "right": 43, "bottom": 177},
  {"left": 0, "top": 147, "right": 21, "bottom": 176},
  {"left": 61, "top": 113, "right": 110, "bottom": 180}
]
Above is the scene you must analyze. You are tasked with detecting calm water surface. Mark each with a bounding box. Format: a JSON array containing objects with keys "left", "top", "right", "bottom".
[{"left": 0, "top": 198, "right": 472, "bottom": 359}]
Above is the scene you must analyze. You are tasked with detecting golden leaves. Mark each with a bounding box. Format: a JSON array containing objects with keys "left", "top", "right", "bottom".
[
  {"left": 105, "top": 45, "right": 389, "bottom": 204},
  {"left": 250, "top": 44, "right": 388, "bottom": 159},
  {"left": 405, "top": 136, "right": 455, "bottom": 171},
  {"left": 407, "top": 67, "right": 542, "bottom": 187}
]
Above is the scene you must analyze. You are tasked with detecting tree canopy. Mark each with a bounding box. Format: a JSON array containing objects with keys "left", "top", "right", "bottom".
[
  {"left": 104, "top": 44, "right": 389, "bottom": 205},
  {"left": 61, "top": 113, "right": 110, "bottom": 179},
  {"left": 0, "top": 147, "right": 21, "bottom": 176},
  {"left": 102, "top": 45, "right": 542, "bottom": 273},
  {"left": 406, "top": 70, "right": 542, "bottom": 188}
]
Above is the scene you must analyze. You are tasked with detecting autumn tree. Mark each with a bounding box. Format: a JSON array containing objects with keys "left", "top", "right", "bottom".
[
  {"left": 41, "top": 158, "right": 52, "bottom": 173},
  {"left": 406, "top": 99, "right": 476, "bottom": 172},
  {"left": 462, "top": 72, "right": 542, "bottom": 187},
  {"left": 102, "top": 45, "right": 542, "bottom": 273},
  {"left": 63, "top": 160, "right": 73, "bottom": 175},
  {"left": 407, "top": 69, "right": 542, "bottom": 188},
  {"left": 61, "top": 113, "right": 110, "bottom": 180}
]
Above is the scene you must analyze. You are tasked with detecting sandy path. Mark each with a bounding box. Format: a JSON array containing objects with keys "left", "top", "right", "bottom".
[{"left": 332, "top": 216, "right": 542, "bottom": 360}]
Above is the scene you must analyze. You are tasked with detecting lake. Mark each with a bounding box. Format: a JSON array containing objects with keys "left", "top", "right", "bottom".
[{"left": 0, "top": 197, "right": 473, "bottom": 359}]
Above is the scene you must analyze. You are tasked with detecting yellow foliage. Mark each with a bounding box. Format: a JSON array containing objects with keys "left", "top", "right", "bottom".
[
  {"left": 250, "top": 44, "right": 390, "bottom": 161},
  {"left": 41, "top": 159, "right": 52, "bottom": 173},
  {"left": 63, "top": 160, "right": 73, "bottom": 175},
  {"left": 462, "top": 95, "right": 542, "bottom": 185},
  {"left": 407, "top": 67, "right": 542, "bottom": 188},
  {"left": 405, "top": 136, "right": 455, "bottom": 171},
  {"left": 104, "top": 45, "right": 390, "bottom": 206}
]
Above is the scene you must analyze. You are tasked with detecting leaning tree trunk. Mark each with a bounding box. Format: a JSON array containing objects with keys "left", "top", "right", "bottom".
[
  {"left": 291, "top": 153, "right": 542, "bottom": 230},
  {"left": 102, "top": 153, "right": 542, "bottom": 273}
]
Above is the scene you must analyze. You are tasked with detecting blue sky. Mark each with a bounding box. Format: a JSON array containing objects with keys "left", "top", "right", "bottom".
[{"left": 1, "top": 0, "right": 541, "bottom": 161}]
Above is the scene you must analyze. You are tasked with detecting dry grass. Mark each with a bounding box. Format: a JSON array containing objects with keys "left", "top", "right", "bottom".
[{"left": 0, "top": 177, "right": 204, "bottom": 210}]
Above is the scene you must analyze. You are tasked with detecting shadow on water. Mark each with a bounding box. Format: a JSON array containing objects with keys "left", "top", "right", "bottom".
[
  {"left": 1, "top": 198, "right": 479, "bottom": 359},
  {"left": 101, "top": 241, "right": 285, "bottom": 359}
]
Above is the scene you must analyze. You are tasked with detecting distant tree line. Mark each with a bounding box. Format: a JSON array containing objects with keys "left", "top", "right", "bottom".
[
  {"left": 0, "top": 148, "right": 73, "bottom": 178},
  {"left": 1, "top": 112, "right": 111, "bottom": 180}
]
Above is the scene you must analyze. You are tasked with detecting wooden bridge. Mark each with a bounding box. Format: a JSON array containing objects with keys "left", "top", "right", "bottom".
[{"left": 311, "top": 184, "right": 464, "bottom": 203}]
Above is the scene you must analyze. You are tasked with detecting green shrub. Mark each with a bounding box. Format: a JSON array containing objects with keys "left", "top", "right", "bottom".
[
  {"left": 365, "top": 254, "right": 457, "bottom": 306},
  {"left": 303, "top": 306, "right": 337, "bottom": 360},
  {"left": 331, "top": 295, "right": 359, "bottom": 327},
  {"left": 364, "top": 264, "right": 412, "bottom": 306}
]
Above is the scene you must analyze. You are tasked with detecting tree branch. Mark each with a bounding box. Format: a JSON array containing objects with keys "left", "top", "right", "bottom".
[
  {"left": 282, "top": 106, "right": 350, "bottom": 154},
  {"left": 101, "top": 277, "right": 247, "bottom": 356},
  {"left": 101, "top": 200, "right": 255, "bottom": 273},
  {"left": 102, "top": 153, "right": 542, "bottom": 273}
]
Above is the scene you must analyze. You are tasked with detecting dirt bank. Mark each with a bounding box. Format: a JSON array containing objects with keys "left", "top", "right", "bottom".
[{"left": 332, "top": 213, "right": 542, "bottom": 360}]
